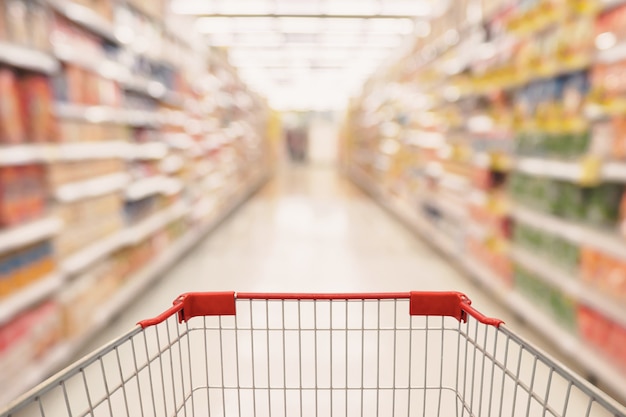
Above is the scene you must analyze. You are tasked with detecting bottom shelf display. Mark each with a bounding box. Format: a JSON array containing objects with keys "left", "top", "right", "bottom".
[
  {"left": 347, "top": 165, "right": 626, "bottom": 403},
  {"left": 0, "top": 174, "right": 269, "bottom": 406}
]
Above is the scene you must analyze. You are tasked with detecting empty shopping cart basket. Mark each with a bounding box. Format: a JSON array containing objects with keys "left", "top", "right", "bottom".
[{"left": 1, "top": 292, "right": 625, "bottom": 417}]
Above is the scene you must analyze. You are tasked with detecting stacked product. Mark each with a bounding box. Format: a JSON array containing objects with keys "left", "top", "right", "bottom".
[
  {"left": 0, "top": 0, "right": 273, "bottom": 404},
  {"left": 342, "top": 0, "right": 626, "bottom": 402}
]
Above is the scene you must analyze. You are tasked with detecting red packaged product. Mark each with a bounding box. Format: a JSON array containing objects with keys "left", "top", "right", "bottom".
[
  {"left": 19, "top": 75, "right": 57, "bottom": 142},
  {"left": 65, "top": 65, "right": 85, "bottom": 104},
  {"left": 578, "top": 306, "right": 612, "bottom": 348},
  {"left": 608, "top": 324, "right": 626, "bottom": 368},
  {"left": 0, "top": 68, "right": 25, "bottom": 144},
  {"left": 0, "top": 167, "right": 20, "bottom": 226}
]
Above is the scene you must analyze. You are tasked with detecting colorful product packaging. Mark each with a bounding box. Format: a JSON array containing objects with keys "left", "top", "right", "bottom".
[{"left": 0, "top": 68, "right": 25, "bottom": 144}]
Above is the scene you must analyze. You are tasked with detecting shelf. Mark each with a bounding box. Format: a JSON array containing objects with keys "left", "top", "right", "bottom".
[
  {"left": 0, "top": 174, "right": 269, "bottom": 407},
  {"left": 511, "top": 246, "right": 626, "bottom": 328},
  {"left": 419, "top": 193, "right": 468, "bottom": 221},
  {"left": 60, "top": 231, "right": 126, "bottom": 277},
  {"left": 123, "top": 76, "right": 186, "bottom": 107},
  {"left": 125, "top": 176, "right": 182, "bottom": 201},
  {"left": 53, "top": 43, "right": 129, "bottom": 82},
  {"left": 0, "top": 217, "right": 63, "bottom": 254},
  {"left": 129, "top": 142, "right": 168, "bottom": 160},
  {"left": 124, "top": 201, "right": 189, "bottom": 246},
  {"left": 601, "top": 161, "right": 626, "bottom": 182},
  {"left": 164, "top": 133, "right": 195, "bottom": 150},
  {"left": 514, "top": 157, "right": 626, "bottom": 183},
  {"left": 49, "top": 141, "right": 130, "bottom": 161},
  {"left": 511, "top": 205, "right": 626, "bottom": 262},
  {"left": 514, "top": 158, "right": 585, "bottom": 182},
  {"left": 348, "top": 166, "right": 459, "bottom": 259},
  {"left": 160, "top": 155, "right": 185, "bottom": 174},
  {"left": 347, "top": 167, "right": 626, "bottom": 403},
  {"left": 55, "top": 103, "right": 161, "bottom": 127},
  {"left": 0, "top": 41, "right": 59, "bottom": 74},
  {"left": 462, "top": 257, "right": 626, "bottom": 403},
  {"left": 0, "top": 273, "right": 63, "bottom": 326},
  {"left": 47, "top": 0, "right": 120, "bottom": 44},
  {"left": 55, "top": 172, "right": 130, "bottom": 202},
  {"left": 0, "top": 142, "right": 130, "bottom": 165}
]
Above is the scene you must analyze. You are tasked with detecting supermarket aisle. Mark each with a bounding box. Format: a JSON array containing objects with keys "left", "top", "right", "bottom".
[{"left": 83, "top": 166, "right": 529, "bottom": 354}]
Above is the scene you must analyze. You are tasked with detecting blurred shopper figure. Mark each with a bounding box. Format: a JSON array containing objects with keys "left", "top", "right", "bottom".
[{"left": 286, "top": 127, "right": 308, "bottom": 163}]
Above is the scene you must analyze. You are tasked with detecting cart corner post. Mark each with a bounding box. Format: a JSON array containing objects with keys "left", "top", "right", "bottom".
[
  {"left": 138, "top": 291, "right": 237, "bottom": 328},
  {"left": 409, "top": 291, "right": 504, "bottom": 326}
]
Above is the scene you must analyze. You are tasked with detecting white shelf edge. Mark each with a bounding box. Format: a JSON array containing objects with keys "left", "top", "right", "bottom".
[
  {"left": 0, "top": 273, "right": 64, "bottom": 325},
  {"left": 514, "top": 157, "right": 626, "bottom": 183},
  {"left": 0, "top": 174, "right": 268, "bottom": 406},
  {"left": 160, "top": 155, "right": 185, "bottom": 174},
  {"left": 0, "top": 142, "right": 131, "bottom": 165},
  {"left": 47, "top": 0, "right": 120, "bottom": 44},
  {"left": 125, "top": 176, "right": 170, "bottom": 201},
  {"left": 0, "top": 217, "right": 63, "bottom": 254},
  {"left": 129, "top": 142, "right": 169, "bottom": 160},
  {"left": 511, "top": 246, "right": 626, "bottom": 328},
  {"left": 601, "top": 161, "right": 626, "bottom": 182},
  {"left": 0, "top": 145, "right": 47, "bottom": 165},
  {"left": 53, "top": 43, "right": 130, "bottom": 83},
  {"left": 56, "top": 172, "right": 130, "bottom": 203},
  {"left": 61, "top": 231, "right": 126, "bottom": 277},
  {"left": 0, "top": 41, "right": 59, "bottom": 74},
  {"left": 511, "top": 205, "right": 626, "bottom": 262},
  {"left": 513, "top": 157, "right": 582, "bottom": 182},
  {"left": 54, "top": 104, "right": 161, "bottom": 127},
  {"left": 124, "top": 201, "right": 189, "bottom": 245}
]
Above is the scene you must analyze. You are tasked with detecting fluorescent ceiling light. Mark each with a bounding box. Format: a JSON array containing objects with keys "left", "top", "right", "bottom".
[
  {"left": 323, "top": 0, "right": 378, "bottom": 15},
  {"left": 194, "top": 17, "right": 232, "bottom": 33},
  {"left": 274, "top": 0, "right": 320, "bottom": 14},
  {"left": 368, "top": 18, "right": 414, "bottom": 34},
  {"left": 323, "top": 18, "right": 365, "bottom": 32},
  {"left": 381, "top": 0, "right": 432, "bottom": 16},
  {"left": 215, "top": 0, "right": 273, "bottom": 14},
  {"left": 278, "top": 17, "right": 321, "bottom": 33},
  {"left": 171, "top": 0, "right": 214, "bottom": 14}
]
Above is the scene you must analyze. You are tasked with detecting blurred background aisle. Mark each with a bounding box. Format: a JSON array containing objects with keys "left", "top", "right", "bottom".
[{"left": 0, "top": 0, "right": 626, "bottom": 412}]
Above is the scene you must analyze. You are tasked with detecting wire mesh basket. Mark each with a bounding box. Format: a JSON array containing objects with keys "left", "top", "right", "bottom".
[{"left": 2, "top": 291, "right": 624, "bottom": 417}]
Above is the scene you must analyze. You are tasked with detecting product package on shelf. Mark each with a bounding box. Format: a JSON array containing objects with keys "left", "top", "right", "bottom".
[
  {"left": 0, "top": 241, "right": 55, "bottom": 299},
  {"left": 0, "top": 165, "right": 47, "bottom": 227},
  {"left": 54, "top": 193, "right": 124, "bottom": 258},
  {"left": 0, "top": 301, "right": 62, "bottom": 385}
]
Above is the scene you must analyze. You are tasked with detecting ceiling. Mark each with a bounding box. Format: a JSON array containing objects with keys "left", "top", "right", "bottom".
[{"left": 171, "top": 0, "right": 448, "bottom": 111}]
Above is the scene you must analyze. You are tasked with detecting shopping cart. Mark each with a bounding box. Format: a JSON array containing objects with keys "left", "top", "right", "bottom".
[{"left": 1, "top": 292, "right": 624, "bottom": 417}]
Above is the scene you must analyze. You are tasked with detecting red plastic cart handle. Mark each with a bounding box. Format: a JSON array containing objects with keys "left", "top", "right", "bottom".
[{"left": 138, "top": 291, "right": 504, "bottom": 328}]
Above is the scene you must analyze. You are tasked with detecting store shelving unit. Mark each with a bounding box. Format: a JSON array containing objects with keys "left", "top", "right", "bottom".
[
  {"left": 0, "top": 41, "right": 59, "bottom": 74},
  {"left": 0, "top": 217, "right": 63, "bottom": 254},
  {"left": 0, "top": 173, "right": 268, "bottom": 408},
  {"left": 0, "top": 0, "right": 274, "bottom": 404},
  {"left": 342, "top": 0, "right": 626, "bottom": 403},
  {"left": 347, "top": 165, "right": 626, "bottom": 401}
]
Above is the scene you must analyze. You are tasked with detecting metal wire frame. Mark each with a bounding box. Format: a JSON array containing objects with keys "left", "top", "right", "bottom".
[{"left": 1, "top": 297, "right": 624, "bottom": 417}]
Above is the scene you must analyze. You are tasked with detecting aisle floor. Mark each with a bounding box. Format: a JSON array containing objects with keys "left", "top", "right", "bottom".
[{"left": 85, "top": 166, "right": 521, "bottom": 351}]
